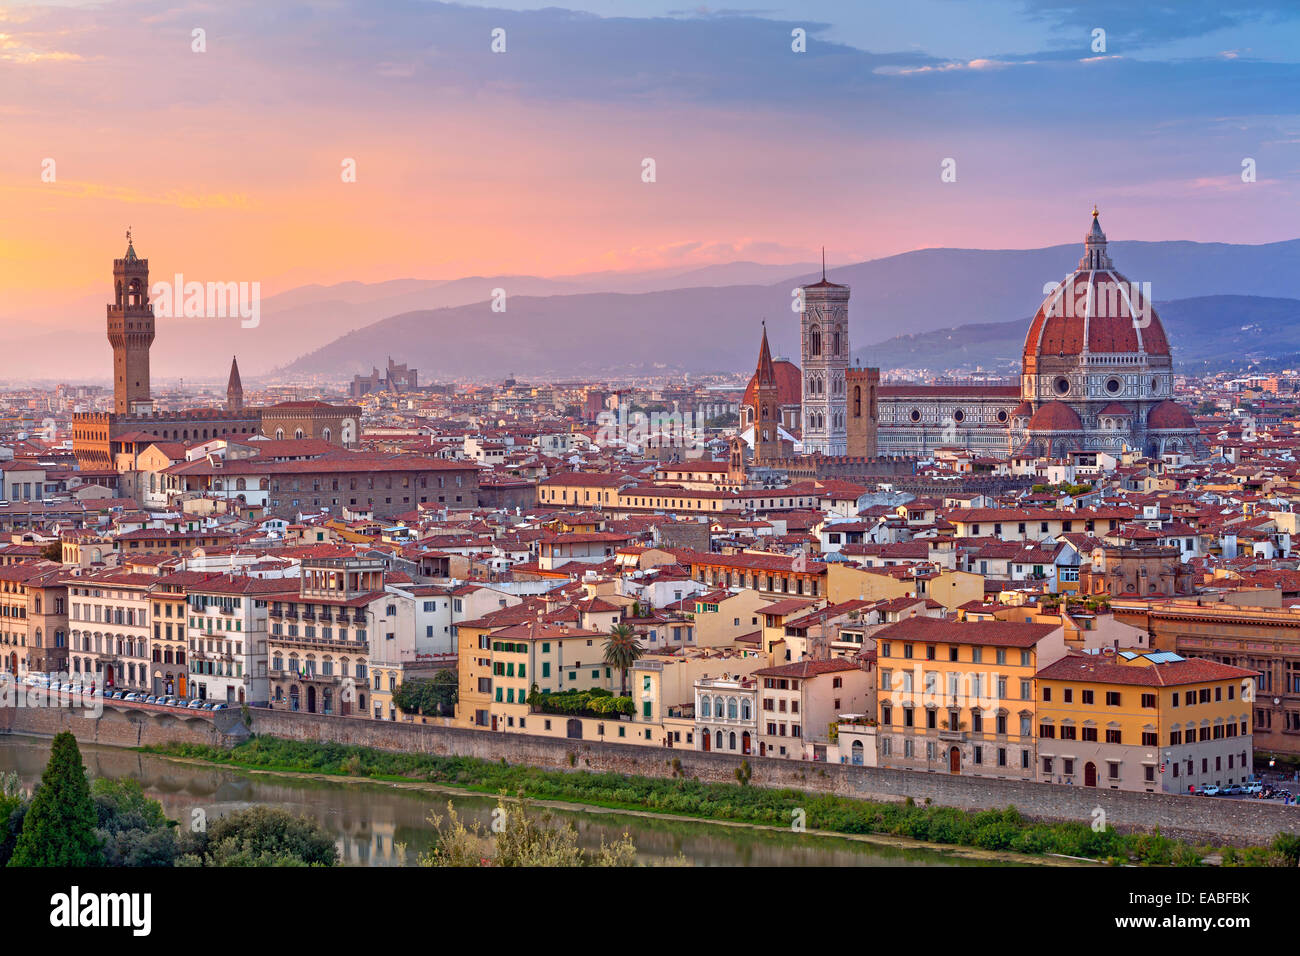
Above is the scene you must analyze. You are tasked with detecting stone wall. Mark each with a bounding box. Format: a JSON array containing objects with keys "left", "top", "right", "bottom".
[
  {"left": 1, "top": 701, "right": 247, "bottom": 750},
  {"left": 5, "top": 701, "right": 1294, "bottom": 846},
  {"left": 247, "top": 709, "right": 1299, "bottom": 846}
]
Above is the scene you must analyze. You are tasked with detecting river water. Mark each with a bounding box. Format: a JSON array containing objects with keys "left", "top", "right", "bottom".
[{"left": 0, "top": 735, "right": 1009, "bottom": 867}]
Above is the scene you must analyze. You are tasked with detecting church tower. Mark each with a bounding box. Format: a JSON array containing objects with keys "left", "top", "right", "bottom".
[
  {"left": 753, "top": 322, "right": 783, "bottom": 463},
  {"left": 226, "top": 355, "right": 244, "bottom": 412},
  {"left": 800, "top": 252, "right": 850, "bottom": 455},
  {"left": 107, "top": 230, "right": 155, "bottom": 415}
]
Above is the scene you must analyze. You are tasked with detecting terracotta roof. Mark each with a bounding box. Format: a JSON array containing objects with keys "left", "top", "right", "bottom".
[
  {"left": 754, "top": 658, "right": 862, "bottom": 678},
  {"left": 874, "top": 617, "right": 1060, "bottom": 648},
  {"left": 1148, "top": 400, "right": 1197, "bottom": 431},
  {"left": 1036, "top": 652, "right": 1257, "bottom": 686},
  {"left": 1027, "top": 401, "right": 1083, "bottom": 433}
]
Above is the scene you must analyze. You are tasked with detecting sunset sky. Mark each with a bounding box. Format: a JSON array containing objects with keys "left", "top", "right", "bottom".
[{"left": 2, "top": 0, "right": 1299, "bottom": 323}]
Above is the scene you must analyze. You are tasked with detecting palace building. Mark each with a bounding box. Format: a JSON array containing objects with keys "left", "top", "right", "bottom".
[
  {"left": 740, "top": 210, "right": 1199, "bottom": 465},
  {"left": 73, "top": 235, "right": 362, "bottom": 471}
]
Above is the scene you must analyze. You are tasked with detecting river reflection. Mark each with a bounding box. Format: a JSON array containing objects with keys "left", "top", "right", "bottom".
[{"left": 0, "top": 735, "right": 1010, "bottom": 867}]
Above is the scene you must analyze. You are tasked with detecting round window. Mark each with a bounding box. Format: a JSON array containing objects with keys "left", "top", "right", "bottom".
[
  {"left": 952, "top": 409, "right": 965, "bottom": 423},
  {"left": 1054, "top": 377, "right": 1070, "bottom": 395},
  {"left": 909, "top": 409, "right": 921, "bottom": 423},
  {"left": 1105, "top": 377, "right": 1122, "bottom": 394},
  {"left": 996, "top": 410, "right": 1008, "bottom": 423},
  {"left": 1151, "top": 377, "right": 1160, "bottom": 393}
]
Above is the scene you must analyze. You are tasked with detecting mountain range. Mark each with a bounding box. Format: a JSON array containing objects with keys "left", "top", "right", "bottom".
[
  {"left": 278, "top": 238, "right": 1300, "bottom": 382},
  {"left": 12, "top": 238, "right": 1300, "bottom": 383}
]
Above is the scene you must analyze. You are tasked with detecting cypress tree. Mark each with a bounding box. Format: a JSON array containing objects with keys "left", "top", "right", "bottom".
[{"left": 9, "top": 732, "right": 102, "bottom": 867}]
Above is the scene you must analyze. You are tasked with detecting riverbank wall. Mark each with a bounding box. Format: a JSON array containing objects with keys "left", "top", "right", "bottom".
[{"left": 3, "top": 702, "right": 1295, "bottom": 845}]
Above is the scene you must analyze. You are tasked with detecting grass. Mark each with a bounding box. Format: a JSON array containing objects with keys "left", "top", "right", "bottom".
[{"left": 141, "top": 736, "right": 1300, "bottom": 867}]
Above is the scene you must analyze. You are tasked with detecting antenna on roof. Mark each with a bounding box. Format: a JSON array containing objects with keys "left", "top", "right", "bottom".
[{"left": 821, "top": 247, "right": 826, "bottom": 282}]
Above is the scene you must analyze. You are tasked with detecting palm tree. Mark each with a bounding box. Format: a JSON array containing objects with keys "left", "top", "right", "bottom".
[{"left": 603, "top": 622, "right": 645, "bottom": 696}]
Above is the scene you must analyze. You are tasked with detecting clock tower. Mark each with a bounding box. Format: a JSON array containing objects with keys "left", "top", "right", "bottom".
[
  {"left": 800, "top": 252, "right": 850, "bottom": 455},
  {"left": 108, "top": 229, "right": 155, "bottom": 415}
]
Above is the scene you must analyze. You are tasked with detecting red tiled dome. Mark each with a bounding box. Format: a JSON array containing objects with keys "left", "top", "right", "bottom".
[
  {"left": 1022, "top": 212, "right": 1168, "bottom": 369},
  {"left": 1011, "top": 401, "right": 1033, "bottom": 419},
  {"left": 1024, "top": 270, "right": 1168, "bottom": 365},
  {"left": 744, "top": 359, "right": 801, "bottom": 411},
  {"left": 1027, "top": 401, "right": 1082, "bottom": 432},
  {"left": 1098, "top": 402, "right": 1132, "bottom": 416},
  {"left": 1147, "top": 400, "right": 1195, "bottom": 430}
]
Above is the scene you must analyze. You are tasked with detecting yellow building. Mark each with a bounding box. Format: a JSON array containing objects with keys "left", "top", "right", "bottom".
[
  {"left": 454, "top": 611, "right": 613, "bottom": 731},
  {"left": 874, "top": 618, "right": 1068, "bottom": 780},
  {"left": 826, "top": 562, "right": 984, "bottom": 612},
  {"left": 1035, "top": 649, "right": 1256, "bottom": 793}
]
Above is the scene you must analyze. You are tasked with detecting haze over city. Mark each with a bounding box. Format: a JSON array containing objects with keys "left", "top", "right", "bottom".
[{"left": 3, "top": 0, "right": 1299, "bottom": 345}]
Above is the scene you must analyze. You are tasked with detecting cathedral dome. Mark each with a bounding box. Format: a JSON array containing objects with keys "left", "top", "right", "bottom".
[
  {"left": 1027, "top": 401, "right": 1082, "bottom": 432},
  {"left": 1022, "top": 210, "right": 1170, "bottom": 369},
  {"left": 743, "top": 359, "right": 802, "bottom": 411},
  {"left": 1147, "top": 400, "right": 1196, "bottom": 431}
]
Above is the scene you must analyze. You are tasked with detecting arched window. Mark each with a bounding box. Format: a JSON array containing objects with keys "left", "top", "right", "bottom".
[
  {"left": 715, "top": 730, "right": 723, "bottom": 750},
  {"left": 729, "top": 732, "right": 736, "bottom": 750},
  {"left": 275, "top": 429, "right": 284, "bottom": 440},
  {"left": 854, "top": 385, "right": 862, "bottom": 417},
  {"left": 727, "top": 697, "right": 738, "bottom": 719},
  {"left": 700, "top": 696, "right": 711, "bottom": 718},
  {"left": 294, "top": 429, "right": 304, "bottom": 440},
  {"left": 741, "top": 699, "right": 752, "bottom": 720},
  {"left": 810, "top": 325, "right": 821, "bottom": 356},
  {"left": 714, "top": 696, "right": 724, "bottom": 718}
]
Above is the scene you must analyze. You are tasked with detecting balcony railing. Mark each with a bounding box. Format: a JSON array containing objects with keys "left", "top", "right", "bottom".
[{"left": 269, "top": 634, "right": 368, "bottom": 652}]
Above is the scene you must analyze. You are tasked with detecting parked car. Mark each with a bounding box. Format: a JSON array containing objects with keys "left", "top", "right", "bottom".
[
  {"left": 123, "top": 693, "right": 141, "bottom": 702},
  {"left": 207, "top": 702, "right": 228, "bottom": 711},
  {"left": 187, "top": 699, "right": 206, "bottom": 709},
  {"left": 1223, "top": 784, "right": 1244, "bottom": 795},
  {"left": 1244, "top": 782, "right": 1263, "bottom": 795},
  {"left": 1201, "top": 785, "right": 1222, "bottom": 796},
  {"left": 110, "top": 691, "right": 125, "bottom": 700}
]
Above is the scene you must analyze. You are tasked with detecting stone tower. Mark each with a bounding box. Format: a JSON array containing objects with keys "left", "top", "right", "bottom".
[
  {"left": 227, "top": 355, "right": 244, "bottom": 412},
  {"left": 846, "top": 364, "right": 880, "bottom": 457},
  {"left": 800, "top": 253, "right": 850, "bottom": 455},
  {"left": 108, "top": 231, "right": 155, "bottom": 415},
  {"left": 753, "top": 322, "right": 784, "bottom": 463}
]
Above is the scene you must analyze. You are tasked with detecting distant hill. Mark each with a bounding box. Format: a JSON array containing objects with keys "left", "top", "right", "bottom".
[
  {"left": 860, "top": 295, "right": 1300, "bottom": 375},
  {"left": 279, "top": 238, "right": 1300, "bottom": 381}
]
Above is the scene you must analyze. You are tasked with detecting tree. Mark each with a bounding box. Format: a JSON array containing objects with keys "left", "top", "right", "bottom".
[
  {"left": 0, "top": 772, "right": 27, "bottom": 867},
  {"left": 39, "top": 541, "right": 61, "bottom": 562},
  {"left": 92, "top": 777, "right": 178, "bottom": 867},
  {"left": 177, "top": 806, "right": 338, "bottom": 867},
  {"left": 9, "top": 732, "right": 102, "bottom": 866},
  {"left": 419, "top": 798, "right": 637, "bottom": 867},
  {"left": 603, "top": 622, "right": 645, "bottom": 696},
  {"left": 391, "top": 669, "right": 459, "bottom": 717}
]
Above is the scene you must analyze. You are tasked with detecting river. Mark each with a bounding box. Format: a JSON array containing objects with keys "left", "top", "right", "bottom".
[{"left": 0, "top": 734, "right": 1019, "bottom": 867}]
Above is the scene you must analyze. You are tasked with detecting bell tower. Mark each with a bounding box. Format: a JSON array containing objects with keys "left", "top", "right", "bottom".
[
  {"left": 227, "top": 355, "right": 244, "bottom": 412},
  {"left": 800, "top": 250, "right": 850, "bottom": 455},
  {"left": 753, "top": 321, "right": 783, "bottom": 463},
  {"left": 107, "top": 229, "right": 155, "bottom": 415}
]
